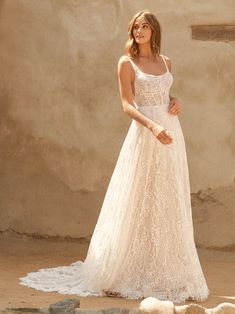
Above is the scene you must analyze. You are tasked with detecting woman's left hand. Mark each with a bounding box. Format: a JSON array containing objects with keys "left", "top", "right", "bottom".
[{"left": 168, "top": 98, "right": 181, "bottom": 115}]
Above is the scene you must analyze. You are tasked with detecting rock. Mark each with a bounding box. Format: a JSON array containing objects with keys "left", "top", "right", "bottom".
[
  {"left": 174, "top": 305, "right": 189, "bottom": 314},
  {"left": 205, "top": 302, "right": 235, "bottom": 314},
  {"left": 184, "top": 304, "right": 206, "bottom": 314},
  {"left": 175, "top": 303, "right": 208, "bottom": 314},
  {"left": 49, "top": 299, "right": 80, "bottom": 314},
  {"left": 1, "top": 299, "right": 235, "bottom": 314},
  {"left": 139, "top": 297, "right": 174, "bottom": 314},
  {"left": 75, "top": 308, "right": 131, "bottom": 314},
  {"left": 0, "top": 307, "right": 48, "bottom": 314}
]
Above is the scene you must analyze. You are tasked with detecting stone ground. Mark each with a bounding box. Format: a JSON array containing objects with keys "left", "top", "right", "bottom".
[{"left": 0, "top": 233, "right": 234, "bottom": 310}]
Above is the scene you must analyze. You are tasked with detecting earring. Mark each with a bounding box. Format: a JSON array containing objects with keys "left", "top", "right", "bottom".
[{"left": 152, "top": 38, "right": 156, "bottom": 48}]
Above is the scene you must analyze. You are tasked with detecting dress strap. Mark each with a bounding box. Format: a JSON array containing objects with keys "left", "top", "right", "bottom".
[
  {"left": 125, "top": 56, "right": 139, "bottom": 72},
  {"left": 160, "top": 54, "right": 169, "bottom": 72}
]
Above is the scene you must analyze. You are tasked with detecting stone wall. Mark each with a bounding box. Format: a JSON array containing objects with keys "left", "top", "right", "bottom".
[{"left": 0, "top": 0, "right": 234, "bottom": 249}]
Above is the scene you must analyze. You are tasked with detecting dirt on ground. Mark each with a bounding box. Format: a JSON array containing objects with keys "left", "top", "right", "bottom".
[{"left": 0, "top": 233, "right": 234, "bottom": 310}]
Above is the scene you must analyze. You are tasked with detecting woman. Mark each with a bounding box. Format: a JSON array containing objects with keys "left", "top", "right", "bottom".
[{"left": 19, "top": 10, "right": 210, "bottom": 303}]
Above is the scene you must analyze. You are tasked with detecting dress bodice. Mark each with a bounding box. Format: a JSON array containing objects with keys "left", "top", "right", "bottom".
[{"left": 126, "top": 54, "right": 173, "bottom": 109}]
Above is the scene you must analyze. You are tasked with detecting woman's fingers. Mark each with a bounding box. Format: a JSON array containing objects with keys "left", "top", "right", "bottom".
[
  {"left": 169, "top": 103, "right": 180, "bottom": 115},
  {"left": 170, "top": 110, "right": 177, "bottom": 115},
  {"left": 157, "top": 130, "right": 173, "bottom": 144},
  {"left": 169, "top": 107, "right": 180, "bottom": 115},
  {"left": 160, "top": 134, "right": 170, "bottom": 142},
  {"left": 169, "top": 99, "right": 181, "bottom": 115},
  {"left": 162, "top": 130, "right": 173, "bottom": 141}
]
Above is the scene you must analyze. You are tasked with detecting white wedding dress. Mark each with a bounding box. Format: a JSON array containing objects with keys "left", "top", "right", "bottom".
[{"left": 19, "top": 54, "right": 210, "bottom": 303}]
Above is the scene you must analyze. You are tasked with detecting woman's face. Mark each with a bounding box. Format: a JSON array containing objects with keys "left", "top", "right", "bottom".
[{"left": 132, "top": 16, "right": 152, "bottom": 45}]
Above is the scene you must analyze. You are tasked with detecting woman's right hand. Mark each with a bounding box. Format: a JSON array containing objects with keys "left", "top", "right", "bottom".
[{"left": 150, "top": 123, "right": 173, "bottom": 145}]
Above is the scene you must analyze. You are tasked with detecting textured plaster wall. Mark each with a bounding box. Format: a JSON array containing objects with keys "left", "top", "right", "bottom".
[{"left": 0, "top": 0, "right": 234, "bottom": 249}]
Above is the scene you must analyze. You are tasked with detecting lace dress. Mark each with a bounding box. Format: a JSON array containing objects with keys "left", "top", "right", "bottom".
[{"left": 19, "top": 54, "right": 210, "bottom": 303}]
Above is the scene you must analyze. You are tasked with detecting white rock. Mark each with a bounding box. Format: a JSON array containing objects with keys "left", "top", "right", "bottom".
[
  {"left": 205, "top": 302, "right": 235, "bottom": 314},
  {"left": 175, "top": 305, "right": 188, "bottom": 314},
  {"left": 139, "top": 297, "right": 174, "bottom": 314},
  {"left": 174, "top": 305, "right": 190, "bottom": 314}
]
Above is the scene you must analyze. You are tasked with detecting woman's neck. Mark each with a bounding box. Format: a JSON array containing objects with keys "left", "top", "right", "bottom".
[{"left": 137, "top": 44, "right": 156, "bottom": 60}]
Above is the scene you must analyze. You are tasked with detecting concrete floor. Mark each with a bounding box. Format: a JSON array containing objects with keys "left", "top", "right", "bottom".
[{"left": 0, "top": 233, "right": 234, "bottom": 310}]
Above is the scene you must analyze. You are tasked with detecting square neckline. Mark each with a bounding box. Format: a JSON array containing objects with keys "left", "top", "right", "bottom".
[{"left": 128, "top": 54, "right": 171, "bottom": 78}]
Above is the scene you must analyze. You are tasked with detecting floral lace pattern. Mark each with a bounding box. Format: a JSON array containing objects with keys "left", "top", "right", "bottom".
[
  {"left": 19, "top": 54, "right": 210, "bottom": 303},
  {"left": 128, "top": 55, "right": 173, "bottom": 109}
]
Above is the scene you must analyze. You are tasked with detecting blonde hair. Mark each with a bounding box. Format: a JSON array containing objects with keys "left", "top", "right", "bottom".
[{"left": 125, "top": 10, "right": 161, "bottom": 59}]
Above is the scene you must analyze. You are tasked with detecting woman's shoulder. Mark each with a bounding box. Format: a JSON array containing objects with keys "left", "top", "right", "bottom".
[
  {"left": 160, "top": 53, "right": 170, "bottom": 60},
  {"left": 118, "top": 54, "right": 132, "bottom": 65},
  {"left": 117, "top": 55, "right": 134, "bottom": 71},
  {"left": 160, "top": 54, "right": 171, "bottom": 71}
]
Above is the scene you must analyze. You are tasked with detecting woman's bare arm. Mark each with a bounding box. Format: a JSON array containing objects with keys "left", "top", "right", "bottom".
[
  {"left": 117, "top": 56, "right": 173, "bottom": 144},
  {"left": 117, "top": 56, "right": 157, "bottom": 131},
  {"left": 164, "top": 56, "right": 181, "bottom": 115},
  {"left": 164, "top": 56, "right": 178, "bottom": 102}
]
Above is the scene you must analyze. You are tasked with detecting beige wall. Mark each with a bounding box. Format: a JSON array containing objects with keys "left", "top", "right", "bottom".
[{"left": 0, "top": 0, "right": 234, "bottom": 249}]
